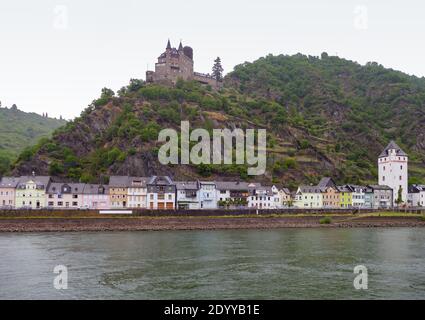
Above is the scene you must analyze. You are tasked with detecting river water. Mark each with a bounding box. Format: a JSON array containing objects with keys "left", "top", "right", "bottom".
[{"left": 0, "top": 228, "right": 424, "bottom": 299}]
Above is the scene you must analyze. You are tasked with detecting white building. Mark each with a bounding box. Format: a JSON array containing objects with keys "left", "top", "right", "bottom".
[
  {"left": 408, "top": 185, "right": 425, "bottom": 207},
  {"left": 82, "top": 184, "right": 109, "bottom": 209},
  {"left": 199, "top": 181, "right": 217, "bottom": 209},
  {"left": 127, "top": 177, "right": 149, "bottom": 208},
  {"left": 346, "top": 185, "right": 366, "bottom": 208},
  {"left": 176, "top": 181, "right": 200, "bottom": 210},
  {"left": 46, "top": 183, "right": 85, "bottom": 209},
  {"left": 147, "top": 176, "right": 176, "bottom": 210},
  {"left": 378, "top": 141, "right": 408, "bottom": 205},
  {"left": 293, "top": 186, "right": 323, "bottom": 209},
  {"left": 248, "top": 186, "right": 278, "bottom": 209}
]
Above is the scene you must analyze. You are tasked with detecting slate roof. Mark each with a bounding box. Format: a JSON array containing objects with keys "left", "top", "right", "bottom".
[
  {"left": 379, "top": 140, "right": 408, "bottom": 158},
  {"left": 0, "top": 177, "right": 20, "bottom": 188},
  {"left": 175, "top": 181, "right": 199, "bottom": 190},
  {"left": 298, "top": 185, "right": 322, "bottom": 194},
  {"left": 82, "top": 184, "right": 109, "bottom": 195},
  {"left": 318, "top": 177, "right": 337, "bottom": 189},
  {"left": 368, "top": 185, "right": 393, "bottom": 191},
  {"left": 215, "top": 181, "right": 261, "bottom": 191},
  {"left": 148, "top": 176, "right": 174, "bottom": 185},
  {"left": 17, "top": 176, "right": 51, "bottom": 188},
  {"left": 47, "top": 183, "right": 86, "bottom": 194},
  {"left": 109, "top": 176, "right": 130, "bottom": 187},
  {"left": 128, "top": 177, "right": 149, "bottom": 188},
  {"left": 409, "top": 185, "right": 425, "bottom": 193}
]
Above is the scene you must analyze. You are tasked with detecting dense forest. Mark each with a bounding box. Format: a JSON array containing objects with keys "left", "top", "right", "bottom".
[{"left": 9, "top": 53, "right": 425, "bottom": 187}]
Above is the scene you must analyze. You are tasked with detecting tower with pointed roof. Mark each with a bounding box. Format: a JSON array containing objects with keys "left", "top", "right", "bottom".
[{"left": 378, "top": 140, "right": 408, "bottom": 205}]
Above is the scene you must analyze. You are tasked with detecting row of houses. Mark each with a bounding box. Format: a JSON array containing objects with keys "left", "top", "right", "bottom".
[
  {"left": 293, "top": 177, "right": 394, "bottom": 209},
  {"left": 0, "top": 175, "right": 291, "bottom": 210},
  {"left": 1, "top": 174, "right": 418, "bottom": 210}
]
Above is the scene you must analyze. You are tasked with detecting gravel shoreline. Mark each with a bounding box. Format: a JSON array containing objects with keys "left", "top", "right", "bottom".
[{"left": 0, "top": 216, "right": 424, "bottom": 233}]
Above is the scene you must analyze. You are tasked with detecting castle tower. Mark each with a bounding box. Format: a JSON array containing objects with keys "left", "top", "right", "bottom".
[{"left": 378, "top": 140, "right": 408, "bottom": 205}]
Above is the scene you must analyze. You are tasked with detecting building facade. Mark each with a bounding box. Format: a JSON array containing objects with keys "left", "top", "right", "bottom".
[
  {"left": 15, "top": 176, "right": 51, "bottom": 209},
  {"left": 109, "top": 176, "right": 129, "bottom": 208},
  {"left": 408, "top": 185, "right": 425, "bottom": 207},
  {"left": 294, "top": 186, "right": 323, "bottom": 208},
  {"left": 176, "top": 181, "right": 200, "bottom": 210},
  {"left": 378, "top": 141, "right": 408, "bottom": 205},
  {"left": 46, "top": 183, "right": 85, "bottom": 209},
  {"left": 127, "top": 177, "right": 149, "bottom": 208},
  {"left": 147, "top": 176, "right": 176, "bottom": 210},
  {"left": 0, "top": 177, "right": 20, "bottom": 208},
  {"left": 82, "top": 184, "right": 109, "bottom": 209},
  {"left": 367, "top": 185, "right": 393, "bottom": 209},
  {"left": 338, "top": 186, "right": 352, "bottom": 208},
  {"left": 199, "top": 181, "right": 217, "bottom": 209}
]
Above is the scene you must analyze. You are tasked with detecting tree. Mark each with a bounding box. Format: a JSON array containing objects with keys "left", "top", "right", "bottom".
[
  {"left": 395, "top": 186, "right": 403, "bottom": 207},
  {"left": 212, "top": 57, "right": 224, "bottom": 81}
]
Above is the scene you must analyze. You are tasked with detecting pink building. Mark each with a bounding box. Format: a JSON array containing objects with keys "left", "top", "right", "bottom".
[
  {"left": 82, "top": 184, "right": 110, "bottom": 209},
  {"left": 0, "top": 177, "right": 20, "bottom": 208}
]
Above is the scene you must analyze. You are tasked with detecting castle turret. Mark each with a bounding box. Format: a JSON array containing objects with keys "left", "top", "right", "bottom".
[
  {"left": 378, "top": 140, "right": 408, "bottom": 206},
  {"left": 166, "top": 39, "right": 171, "bottom": 50},
  {"left": 178, "top": 41, "right": 183, "bottom": 51}
]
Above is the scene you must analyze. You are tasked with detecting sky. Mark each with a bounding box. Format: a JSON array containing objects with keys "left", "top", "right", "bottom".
[{"left": 1, "top": 0, "right": 424, "bottom": 120}]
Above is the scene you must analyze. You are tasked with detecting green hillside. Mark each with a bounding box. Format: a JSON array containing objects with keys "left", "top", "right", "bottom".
[
  {"left": 0, "top": 105, "right": 66, "bottom": 175},
  {"left": 11, "top": 53, "right": 425, "bottom": 187}
]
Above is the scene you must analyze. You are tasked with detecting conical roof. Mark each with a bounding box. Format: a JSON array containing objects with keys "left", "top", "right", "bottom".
[{"left": 379, "top": 140, "right": 408, "bottom": 157}]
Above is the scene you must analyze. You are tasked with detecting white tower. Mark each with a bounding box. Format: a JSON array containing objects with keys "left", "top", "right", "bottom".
[{"left": 378, "top": 141, "right": 408, "bottom": 205}]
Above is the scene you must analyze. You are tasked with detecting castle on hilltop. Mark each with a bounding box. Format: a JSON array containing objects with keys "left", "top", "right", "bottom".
[{"left": 146, "top": 40, "right": 222, "bottom": 89}]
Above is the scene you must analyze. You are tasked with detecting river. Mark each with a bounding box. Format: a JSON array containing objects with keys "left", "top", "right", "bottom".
[{"left": 0, "top": 228, "right": 424, "bottom": 299}]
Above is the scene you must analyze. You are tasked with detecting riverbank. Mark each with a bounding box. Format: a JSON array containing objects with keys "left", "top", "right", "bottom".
[{"left": 0, "top": 213, "right": 424, "bottom": 232}]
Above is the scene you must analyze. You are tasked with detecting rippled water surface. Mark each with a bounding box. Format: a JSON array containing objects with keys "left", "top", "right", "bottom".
[{"left": 0, "top": 228, "right": 424, "bottom": 299}]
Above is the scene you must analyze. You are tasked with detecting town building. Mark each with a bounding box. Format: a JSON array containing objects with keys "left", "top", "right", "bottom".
[
  {"left": 15, "top": 176, "right": 51, "bottom": 209},
  {"left": 280, "top": 188, "right": 293, "bottom": 207},
  {"left": 378, "top": 141, "right": 408, "bottom": 205},
  {"left": 294, "top": 185, "right": 323, "bottom": 208},
  {"left": 82, "top": 184, "right": 109, "bottom": 209},
  {"left": 216, "top": 182, "right": 260, "bottom": 208},
  {"left": 109, "top": 176, "right": 130, "bottom": 208},
  {"left": 338, "top": 185, "right": 353, "bottom": 208},
  {"left": 199, "top": 181, "right": 217, "bottom": 209},
  {"left": 365, "top": 185, "right": 393, "bottom": 209},
  {"left": 318, "top": 177, "right": 340, "bottom": 208},
  {"left": 346, "top": 185, "right": 366, "bottom": 208},
  {"left": 408, "top": 185, "right": 425, "bottom": 207},
  {"left": 127, "top": 177, "right": 149, "bottom": 208},
  {"left": 46, "top": 183, "right": 85, "bottom": 209},
  {"left": 248, "top": 186, "right": 279, "bottom": 209},
  {"left": 176, "top": 181, "right": 200, "bottom": 210},
  {"left": 147, "top": 176, "right": 176, "bottom": 210},
  {"left": 0, "top": 177, "right": 20, "bottom": 208},
  {"left": 146, "top": 40, "right": 221, "bottom": 89}
]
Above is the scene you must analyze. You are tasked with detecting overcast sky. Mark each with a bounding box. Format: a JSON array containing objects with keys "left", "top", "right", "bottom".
[{"left": 1, "top": 0, "right": 424, "bottom": 119}]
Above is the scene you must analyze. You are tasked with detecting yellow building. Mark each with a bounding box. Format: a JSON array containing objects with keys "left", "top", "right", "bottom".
[
  {"left": 109, "top": 176, "right": 129, "bottom": 208},
  {"left": 15, "top": 176, "right": 51, "bottom": 209},
  {"left": 338, "top": 186, "right": 353, "bottom": 208}
]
